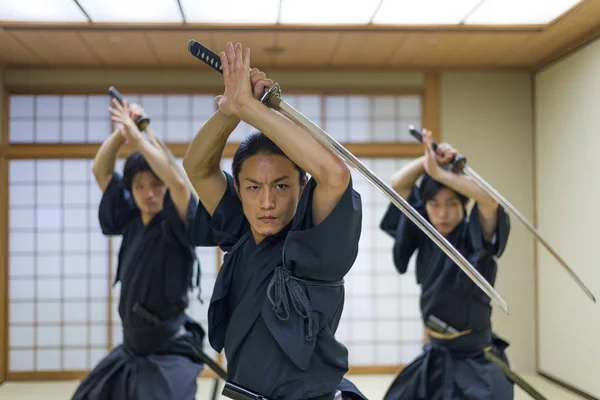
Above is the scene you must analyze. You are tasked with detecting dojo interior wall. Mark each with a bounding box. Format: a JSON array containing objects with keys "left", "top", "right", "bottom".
[
  {"left": 0, "top": 67, "right": 538, "bottom": 381},
  {"left": 534, "top": 36, "right": 600, "bottom": 398},
  {"left": 440, "top": 71, "right": 536, "bottom": 374}
]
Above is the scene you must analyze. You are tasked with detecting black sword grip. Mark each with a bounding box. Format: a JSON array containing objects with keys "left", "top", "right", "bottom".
[
  {"left": 188, "top": 40, "right": 224, "bottom": 74},
  {"left": 222, "top": 381, "right": 270, "bottom": 400},
  {"left": 187, "top": 40, "right": 271, "bottom": 100},
  {"left": 408, "top": 125, "right": 467, "bottom": 171},
  {"left": 108, "top": 86, "right": 151, "bottom": 130}
]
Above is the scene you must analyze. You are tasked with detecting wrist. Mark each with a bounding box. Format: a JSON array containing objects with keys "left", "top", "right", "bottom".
[
  {"left": 238, "top": 99, "right": 262, "bottom": 123},
  {"left": 217, "top": 109, "right": 241, "bottom": 125},
  {"left": 430, "top": 166, "right": 449, "bottom": 182}
]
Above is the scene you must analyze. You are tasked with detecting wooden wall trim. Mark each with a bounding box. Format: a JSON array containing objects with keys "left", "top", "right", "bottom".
[
  {"left": 423, "top": 71, "right": 441, "bottom": 142},
  {"left": 538, "top": 371, "right": 600, "bottom": 400},
  {"left": 3, "top": 69, "right": 425, "bottom": 93},
  {"left": 7, "top": 371, "right": 89, "bottom": 381},
  {"left": 348, "top": 365, "right": 404, "bottom": 375},
  {"left": 534, "top": 24, "right": 600, "bottom": 72},
  {"left": 3, "top": 142, "right": 426, "bottom": 160},
  {"left": 6, "top": 85, "right": 424, "bottom": 97}
]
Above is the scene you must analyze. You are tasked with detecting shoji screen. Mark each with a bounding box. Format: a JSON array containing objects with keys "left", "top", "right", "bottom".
[
  {"left": 7, "top": 92, "right": 424, "bottom": 377},
  {"left": 9, "top": 159, "right": 109, "bottom": 372}
]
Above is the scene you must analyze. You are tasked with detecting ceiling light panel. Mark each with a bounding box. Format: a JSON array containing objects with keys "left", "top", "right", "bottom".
[
  {"left": 180, "top": 0, "right": 280, "bottom": 23},
  {"left": 372, "top": 0, "right": 482, "bottom": 24},
  {"left": 279, "top": 0, "right": 381, "bottom": 24},
  {"left": 77, "top": 0, "right": 183, "bottom": 23},
  {"left": 0, "top": 0, "right": 89, "bottom": 22},
  {"left": 464, "top": 0, "right": 583, "bottom": 24}
]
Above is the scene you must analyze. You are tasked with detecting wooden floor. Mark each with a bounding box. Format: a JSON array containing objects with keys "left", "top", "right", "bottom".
[{"left": 0, "top": 374, "right": 588, "bottom": 399}]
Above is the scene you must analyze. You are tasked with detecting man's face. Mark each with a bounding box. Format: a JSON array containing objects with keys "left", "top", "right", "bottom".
[
  {"left": 131, "top": 171, "right": 166, "bottom": 217},
  {"left": 235, "top": 154, "right": 304, "bottom": 243},
  {"left": 425, "top": 187, "right": 464, "bottom": 237}
]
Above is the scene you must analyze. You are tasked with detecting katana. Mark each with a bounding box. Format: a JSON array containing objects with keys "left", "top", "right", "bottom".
[
  {"left": 186, "top": 40, "right": 509, "bottom": 314},
  {"left": 408, "top": 126, "right": 595, "bottom": 303},
  {"left": 108, "top": 86, "right": 199, "bottom": 201}
]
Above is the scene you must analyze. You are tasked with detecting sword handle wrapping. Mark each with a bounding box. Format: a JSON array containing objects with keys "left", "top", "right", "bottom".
[
  {"left": 222, "top": 381, "right": 270, "bottom": 400},
  {"left": 187, "top": 40, "right": 272, "bottom": 99},
  {"left": 108, "top": 86, "right": 151, "bottom": 131},
  {"left": 408, "top": 125, "right": 467, "bottom": 172}
]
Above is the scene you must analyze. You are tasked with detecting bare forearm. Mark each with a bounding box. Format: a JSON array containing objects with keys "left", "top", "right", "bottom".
[
  {"left": 391, "top": 156, "right": 426, "bottom": 198},
  {"left": 136, "top": 139, "right": 185, "bottom": 190},
  {"left": 183, "top": 110, "right": 240, "bottom": 178},
  {"left": 432, "top": 169, "right": 496, "bottom": 208},
  {"left": 92, "top": 129, "right": 126, "bottom": 190},
  {"left": 240, "top": 100, "right": 348, "bottom": 185},
  {"left": 435, "top": 169, "right": 499, "bottom": 240}
]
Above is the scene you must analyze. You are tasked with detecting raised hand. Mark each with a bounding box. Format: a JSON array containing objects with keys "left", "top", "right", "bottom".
[
  {"left": 249, "top": 68, "right": 273, "bottom": 100},
  {"left": 108, "top": 99, "right": 143, "bottom": 146},
  {"left": 422, "top": 129, "right": 441, "bottom": 177},
  {"left": 434, "top": 142, "right": 458, "bottom": 166},
  {"left": 129, "top": 103, "right": 145, "bottom": 123},
  {"left": 215, "top": 42, "right": 254, "bottom": 117}
]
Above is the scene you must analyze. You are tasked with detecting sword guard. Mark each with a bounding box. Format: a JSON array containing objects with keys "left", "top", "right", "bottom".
[
  {"left": 108, "top": 86, "right": 151, "bottom": 131},
  {"left": 408, "top": 125, "right": 466, "bottom": 172},
  {"left": 260, "top": 83, "right": 282, "bottom": 110}
]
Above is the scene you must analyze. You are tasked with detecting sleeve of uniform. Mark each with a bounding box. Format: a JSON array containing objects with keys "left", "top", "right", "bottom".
[
  {"left": 162, "top": 190, "right": 197, "bottom": 247},
  {"left": 191, "top": 172, "right": 249, "bottom": 251},
  {"left": 98, "top": 172, "right": 139, "bottom": 235},
  {"left": 468, "top": 203, "right": 511, "bottom": 258},
  {"left": 379, "top": 186, "right": 425, "bottom": 274},
  {"left": 283, "top": 177, "right": 362, "bottom": 282}
]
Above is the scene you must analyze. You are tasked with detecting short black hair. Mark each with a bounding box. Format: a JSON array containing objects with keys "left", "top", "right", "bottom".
[
  {"left": 120, "top": 151, "right": 160, "bottom": 192},
  {"left": 419, "top": 167, "right": 469, "bottom": 207},
  {"left": 232, "top": 131, "right": 307, "bottom": 186}
]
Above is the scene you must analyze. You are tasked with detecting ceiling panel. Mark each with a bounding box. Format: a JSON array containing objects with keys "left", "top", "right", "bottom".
[
  {"left": 328, "top": 32, "right": 407, "bottom": 68},
  {"left": 387, "top": 33, "right": 470, "bottom": 67},
  {"left": 441, "top": 32, "right": 537, "bottom": 67},
  {"left": 0, "top": 0, "right": 599, "bottom": 70},
  {"left": 0, "top": 30, "right": 48, "bottom": 66},
  {"left": 272, "top": 32, "right": 341, "bottom": 68},
  {"left": 145, "top": 31, "right": 213, "bottom": 67},
  {"left": 210, "top": 32, "right": 277, "bottom": 69},
  {"left": 77, "top": 31, "right": 160, "bottom": 66},
  {"left": 8, "top": 30, "right": 103, "bottom": 66}
]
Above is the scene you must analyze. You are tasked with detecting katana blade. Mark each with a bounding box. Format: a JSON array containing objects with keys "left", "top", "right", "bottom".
[
  {"left": 186, "top": 40, "right": 510, "bottom": 314},
  {"left": 408, "top": 125, "right": 595, "bottom": 303}
]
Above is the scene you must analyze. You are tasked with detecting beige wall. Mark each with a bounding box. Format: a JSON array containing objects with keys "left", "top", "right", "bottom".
[
  {"left": 535, "top": 38, "right": 600, "bottom": 397},
  {"left": 440, "top": 71, "right": 536, "bottom": 373}
]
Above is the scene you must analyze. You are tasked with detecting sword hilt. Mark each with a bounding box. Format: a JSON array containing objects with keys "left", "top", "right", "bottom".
[
  {"left": 108, "top": 86, "right": 151, "bottom": 131},
  {"left": 187, "top": 40, "right": 272, "bottom": 101},
  {"left": 408, "top": 125, "right": 467, "bottom": 172}
]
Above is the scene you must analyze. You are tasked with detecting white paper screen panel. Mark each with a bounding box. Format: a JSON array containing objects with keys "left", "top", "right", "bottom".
[
  {"left": 9, "top": 159, "right": 111, "bottom": 371},
  {"left": 9, "top": 94, "right": 422, "bottom": 144}
]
